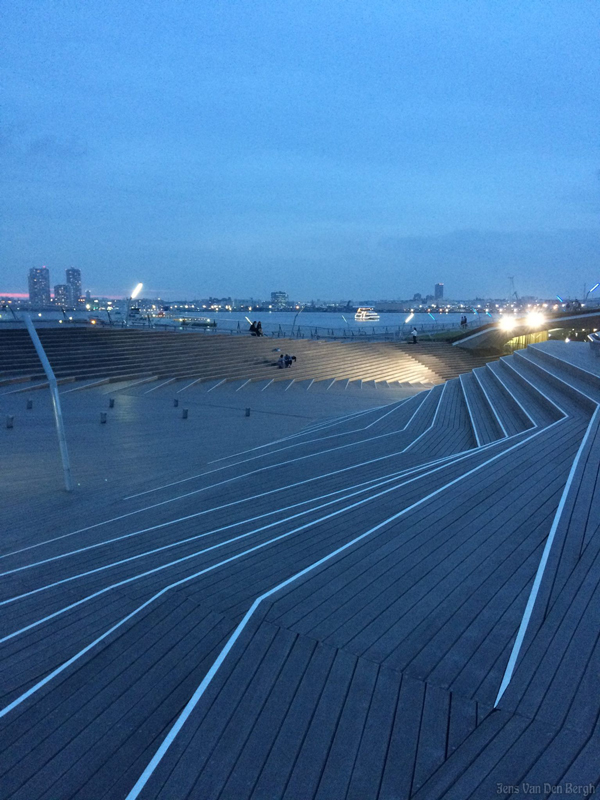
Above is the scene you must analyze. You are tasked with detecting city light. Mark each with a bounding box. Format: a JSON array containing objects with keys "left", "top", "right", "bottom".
[{"left": 131, "top": 283, "right": 143, "bottom": 300}]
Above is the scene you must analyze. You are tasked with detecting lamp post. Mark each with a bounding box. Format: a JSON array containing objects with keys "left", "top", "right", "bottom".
[
  {"left": 291, "top": 304, "right": 304, "bottom": 337},
  {"left": 125, "top": 282, "right": 143, "bottom": 326},
  {"left": 584, "top": 283, "right": 599, "bottom": 304}
]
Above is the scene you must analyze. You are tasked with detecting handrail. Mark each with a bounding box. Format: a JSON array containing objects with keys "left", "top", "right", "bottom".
[
  {"left": 0, "top": 314, "right": 492, "bottom": 342},
  {"left": 22, "top": 315, "right": 73, "bottom": 491}
]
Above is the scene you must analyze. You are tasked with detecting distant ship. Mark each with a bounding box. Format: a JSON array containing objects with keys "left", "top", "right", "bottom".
[{"left": 354, "top": 307, "right": 380, "bottom": 322}]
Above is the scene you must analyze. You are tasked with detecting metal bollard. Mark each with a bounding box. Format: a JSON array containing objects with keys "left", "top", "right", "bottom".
[
  {"left": 182, "top": 408, "right": 188, "bottom": 419},
  {"left": 26, "top": 399, "right": 33, "bottom": 410},
  {"left": 173, "top": 398, "right": 179, "bottom": 407},
  {"left": 245, "top": 408, "right": 251, "bottom": 417},
  {"left": 100, "top": 412, "right": 107, "bottom": 424},
  {"left": 6, "top": 415, "right": 14, "bottom": 429},
  {"left": 109, "top": 398, "right": 115, "bottom": 408}
]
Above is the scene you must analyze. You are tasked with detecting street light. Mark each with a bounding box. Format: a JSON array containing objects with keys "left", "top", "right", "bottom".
[
  {"left": 126, "top": 283, "right": 143, "bottom": 326},
  {"left": 584, "top": 283, "right": 600, "bottom": 303}
]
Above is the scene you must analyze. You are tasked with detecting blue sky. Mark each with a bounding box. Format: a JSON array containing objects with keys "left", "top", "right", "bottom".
[{"left": 1, "top": 1, "right": 598, "bottom": 300}]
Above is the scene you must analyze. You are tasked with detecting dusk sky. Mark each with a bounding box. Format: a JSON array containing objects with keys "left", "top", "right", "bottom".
[{"left": 1, "top": 1, "right": 598, "bottom": 301}]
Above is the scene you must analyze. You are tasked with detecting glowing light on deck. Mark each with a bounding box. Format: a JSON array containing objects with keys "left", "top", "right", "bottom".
[
  {"left": 499, "top": 317, "right": 516, "bottom": 331},
  {"left": 405, "top": 313, "right": 414, "bottom": 323},
  {"left": 526, "top": 311, "right": 545, "bottom": 327}
]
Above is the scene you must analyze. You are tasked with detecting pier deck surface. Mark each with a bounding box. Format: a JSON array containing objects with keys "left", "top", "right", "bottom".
[{"left": 1, "top": 340, "right": 599, "bottom": 799}]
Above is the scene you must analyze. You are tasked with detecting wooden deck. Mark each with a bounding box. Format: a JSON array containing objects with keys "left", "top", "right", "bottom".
[{"left": 1, "top": 340, "right": 599, "bottom": 798}]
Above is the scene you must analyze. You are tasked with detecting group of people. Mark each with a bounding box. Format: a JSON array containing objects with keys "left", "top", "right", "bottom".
[
  {"left": 248, "top": 320, "right": 264, "bottom": 336},
  {"left": 460, "top": 315, "right": 469, "bottom": 328},
  {"left": 277, "top": 353, "right": 296, "bottom": 368}
]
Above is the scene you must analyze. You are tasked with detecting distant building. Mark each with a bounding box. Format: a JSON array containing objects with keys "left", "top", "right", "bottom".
[
  {"left": 435, "top": 283, "right": 444, "bottom": 300},
  {"left": 271, "top": 291, "right": 288, "bottom": 306},
  {"left": 54, "top": 284, "right": 71, "bottom": 306},
  {"left": 413, "top": 293, "right": 422, "bottom": 301},
  {"left": 66, "top": 268, "right": 82, "bottom": 305},
  {"left": 28, "top": 267, "right": 51, "bottom": 307}
]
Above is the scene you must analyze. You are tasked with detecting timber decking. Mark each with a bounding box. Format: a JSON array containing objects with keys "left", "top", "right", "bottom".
[{"left": 1, "top": 340, "right": 599, "bottom": 799}]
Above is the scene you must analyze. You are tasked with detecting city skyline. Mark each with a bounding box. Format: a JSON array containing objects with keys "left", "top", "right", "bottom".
[{"left": 2, "top": 2, "right": 598, "bottom": 300}]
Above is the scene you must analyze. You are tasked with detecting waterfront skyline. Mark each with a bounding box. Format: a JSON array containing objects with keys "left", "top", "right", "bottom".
[{"left": 2, "top": 1, "right": 598, "bottom": 299}]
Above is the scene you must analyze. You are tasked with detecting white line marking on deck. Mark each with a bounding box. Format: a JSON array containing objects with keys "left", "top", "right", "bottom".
[
  {"left": 459, "top": 374, "right": 482, "bottom": 447},
  {"left": 494, "top": 404, "right": 599, "bottom": 707},
  {"left": 0, "top": 419, "right": 560, "bottom": 722},
  {"left": 473, "top": 368, "right": 508, "bottom": 438},
  {"left": 0, "top": 394, "right": 525, "bottom": 564},
  {"left": 123, "top": 415, "right": 567, "bottom": 799}
]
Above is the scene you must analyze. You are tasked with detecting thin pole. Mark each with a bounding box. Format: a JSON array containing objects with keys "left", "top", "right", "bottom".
[{"left": 23, "top": 315, "right": 73, "bottom": 491}]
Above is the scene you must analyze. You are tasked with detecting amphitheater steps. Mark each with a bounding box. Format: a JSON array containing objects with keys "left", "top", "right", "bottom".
[
  {"left": 459, "top": 372, "right": 504, "bottom": 445},
  {"left": 473, "top": 365, "right": 530, "bottom": 437},
  {"left": 524, "top": 345, "right": 600, "bottom": 400},
  {"left": 0, "top": 329, "right": 496, "bottom": 388},
  {"left": 487, "top": 360, "right": 553, "bottom": 429}
]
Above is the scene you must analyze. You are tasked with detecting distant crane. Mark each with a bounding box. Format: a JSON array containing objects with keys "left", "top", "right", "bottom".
[{"left": 508, "top": 276, "right": 519, "bottom": 303}]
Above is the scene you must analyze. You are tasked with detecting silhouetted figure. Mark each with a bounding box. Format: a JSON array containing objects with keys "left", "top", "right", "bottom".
[
  {"left": 411, "top": 327, "right": 418, "bottom": 344},
  {"left": 256, "top": 321, "right": 263, "bottom": 336},
  {"left": 249, "top": 321, "right": 257, "bottom": 335},
  {"left": 277, "top": 355, "right": 285, "bottom": 368}
]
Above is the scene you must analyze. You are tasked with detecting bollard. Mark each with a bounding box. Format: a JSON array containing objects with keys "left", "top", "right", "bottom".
[
  {"left": 245, "top": 408, "right": 251, "bottom": 417},
  {"left": 100, "top": 412, "right": 107, "bottom": 424},
  {"left": 182, "top": 408, "right": 188, "bottom": 419},
  {"left": 109, "top": 398, "right": 115, "bottom": 408},
  {"left": 173, "top": 398, "right": 179, "bottom": 407},
  {"left": 26, "top": 399, "right": 33, "bottom": 410},
  {"left": 6, "top": 415, "right": 14, "bottom": 429}
]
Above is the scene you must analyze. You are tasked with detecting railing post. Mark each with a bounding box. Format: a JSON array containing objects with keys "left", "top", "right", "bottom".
[{"left": 23, "top": 315, "right": 73, "bottom": 491}]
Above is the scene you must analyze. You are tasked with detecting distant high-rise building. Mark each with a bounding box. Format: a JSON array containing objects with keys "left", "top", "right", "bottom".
[
  {"left": 434, "top": 283, "right": 444, "bottom": 300},
  {"left": 413, "top": 293, "right": 422, "bottom": 301},
  {"left": 54, "top": 284, "right": 70, "bottom": 306},
  {"left": 66, "top": 268, "right": 82, "bottom": 305},
  {"left": 271, "top": 291, "right": 288, "bottom": 306},
  {"left": 28, "top": 267, "right": 51, "bottom": 307}
]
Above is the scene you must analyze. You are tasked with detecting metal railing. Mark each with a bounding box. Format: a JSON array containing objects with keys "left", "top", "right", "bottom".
[{"left": 1, "top": 312, "right": 491, "bottom": 341}]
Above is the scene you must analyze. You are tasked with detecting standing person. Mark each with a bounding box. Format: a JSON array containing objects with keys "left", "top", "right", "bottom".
[
  {"left": 249, "top": 321, "right": 257, "bottom": 335},
  {"left": 411, "top": 327, "right": 418, "bottom": 344}
]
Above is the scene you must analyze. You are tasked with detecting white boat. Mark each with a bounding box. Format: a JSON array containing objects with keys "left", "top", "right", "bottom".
[{"left": 354, "top": 307, "right": 380, "bottom": 322}]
